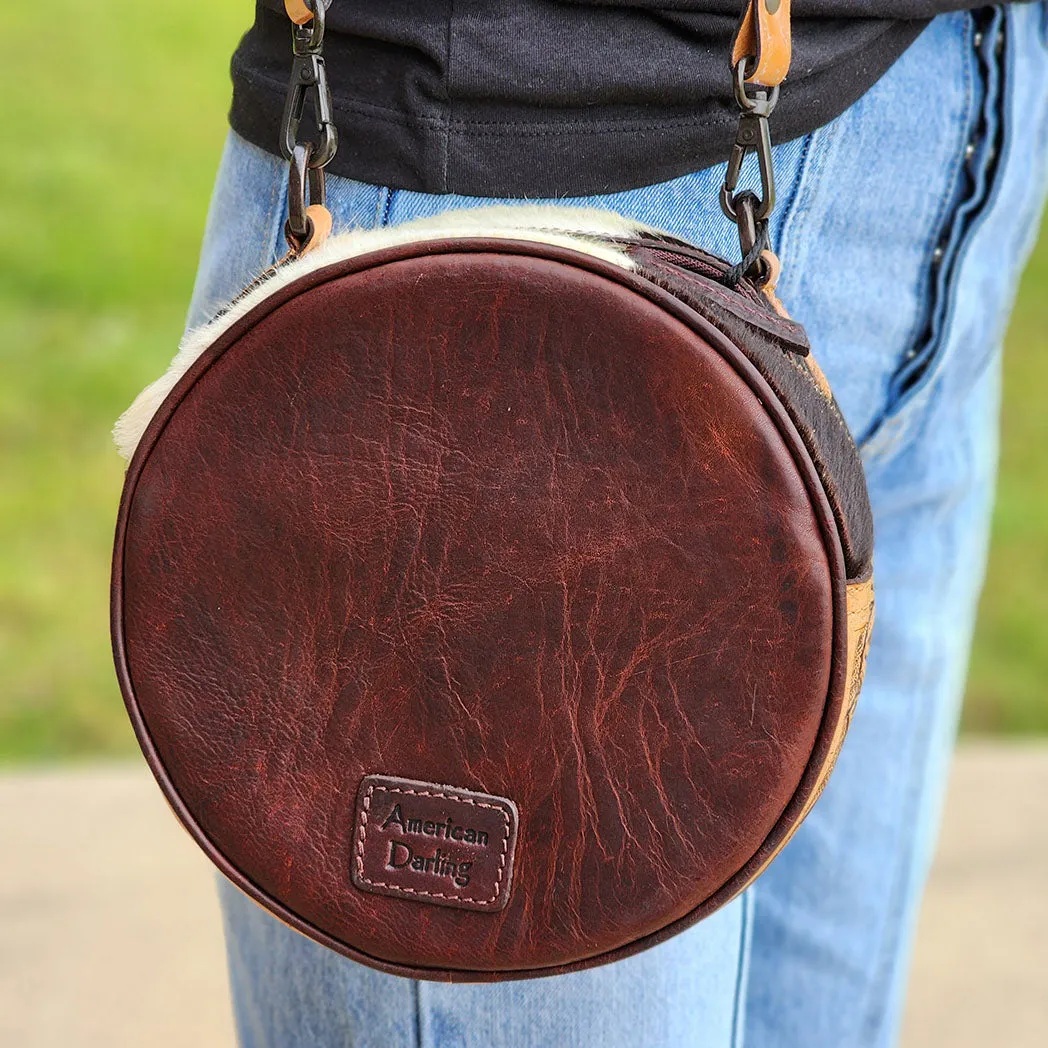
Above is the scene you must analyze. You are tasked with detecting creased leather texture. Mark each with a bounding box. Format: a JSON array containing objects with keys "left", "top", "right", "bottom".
[
  {"left": 113, "top": 238, "right": 864, "bottom": 981},
  {"left": 626, "top": 240, "right": 873, "bottom": 580}
]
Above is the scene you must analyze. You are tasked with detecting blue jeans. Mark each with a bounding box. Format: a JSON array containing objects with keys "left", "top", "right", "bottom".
[{"left": 187, "top": 8, "right": 1048, "bottom": 1047}]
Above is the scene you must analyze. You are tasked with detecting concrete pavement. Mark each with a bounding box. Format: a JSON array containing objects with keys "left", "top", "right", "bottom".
[{"left": 1, "top": 742, "right": 1045, "bottom": 1047}]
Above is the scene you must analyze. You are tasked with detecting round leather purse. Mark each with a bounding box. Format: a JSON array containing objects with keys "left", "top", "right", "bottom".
[{"left": 111, "top": 0, "right": 874, "bottom": 981}]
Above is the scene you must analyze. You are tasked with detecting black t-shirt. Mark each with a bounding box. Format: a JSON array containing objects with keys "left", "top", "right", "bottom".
[{"left": 229, "top": 1, "right": 997, "bottom": 197}]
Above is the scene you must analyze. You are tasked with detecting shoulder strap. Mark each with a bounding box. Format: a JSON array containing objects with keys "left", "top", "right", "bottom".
[{"left": 732, "top": 0, "right": 792, "bottom": 88}]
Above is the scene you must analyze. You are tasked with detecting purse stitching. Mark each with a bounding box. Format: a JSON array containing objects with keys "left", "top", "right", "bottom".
[{"left": 354, "top": 784, "right": 511, "bottom": 904}]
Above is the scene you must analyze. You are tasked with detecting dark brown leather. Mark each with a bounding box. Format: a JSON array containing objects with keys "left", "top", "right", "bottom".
[
  {"left": 112, "top": 237, "right": 867, "bottom": 981},
  {"left": 352, "top": 775, "right": 518, "bottom": 913},
  {"left": 628, "top": 241, "right": 874, "bottom": 580}
]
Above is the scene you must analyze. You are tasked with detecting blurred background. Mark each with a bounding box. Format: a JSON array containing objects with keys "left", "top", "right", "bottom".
[
  {"left": 0, "top": 2, "right": 1045, "bottom": 1046},
  {"left": 3, "top": 2, "right": 1048, "bottom": 764}
]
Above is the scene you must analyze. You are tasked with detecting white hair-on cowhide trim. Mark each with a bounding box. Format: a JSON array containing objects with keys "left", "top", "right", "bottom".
[{"left": 114, "top": 204, "right": 658, "bottom": 461}]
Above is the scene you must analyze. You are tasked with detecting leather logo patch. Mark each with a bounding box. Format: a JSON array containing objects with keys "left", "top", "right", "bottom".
[{"left": 352, "top": 775, "right": 518, "bottom": 913}]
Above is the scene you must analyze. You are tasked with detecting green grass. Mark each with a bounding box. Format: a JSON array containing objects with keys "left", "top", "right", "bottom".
[
  {"left": 0, "top": 1, "right": 246, "bottom": 759},
  {"left": 966, "top": 235, "right": 1048, "bottom": 733},
  {"left": 0, "top": 2, "right": 1046, "bottom": 761}
]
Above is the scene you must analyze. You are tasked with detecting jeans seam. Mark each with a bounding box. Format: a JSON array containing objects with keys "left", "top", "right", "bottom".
[
  {"left": 986, "top": 3, "right": 1048, "bottom": 307},
  {"left": 729, "top": 890, "right": 753, "bottom": 1048},
  {"left": 900, "top": 10, "right": 1001, "bottom": 385},
  {"left": 267, "top": 154, "right": 290, "bottom": 270},
  {"left": 413, "top": 979, "right": 425, "bottom": 1048},
  {"left": 856, "top": 16, "right": 974, "bottom": 456},
  {"left": 861, "top": 11, "right": 1003, "bottom": 458},
  {"left": 374, "top": 186, "right": 396, "bottom": 229}
]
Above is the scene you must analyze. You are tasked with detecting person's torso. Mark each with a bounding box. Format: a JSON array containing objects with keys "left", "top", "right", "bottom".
[{"left": 229, "top": 1, "right": 995, "bottom": 196}]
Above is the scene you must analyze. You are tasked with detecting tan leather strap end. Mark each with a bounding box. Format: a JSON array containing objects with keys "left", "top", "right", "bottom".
[
  {"left": 757, "top": 249, "right": 791, "bottom": 319},
  {"left": 284, "top": 0, "right": 315, "bottom": 26},
  {"left": 300, "top": 204, "right": 332, "bottom": 255},
  {"left": 732, "top": 0, "right": 792, "bottom": 88}
]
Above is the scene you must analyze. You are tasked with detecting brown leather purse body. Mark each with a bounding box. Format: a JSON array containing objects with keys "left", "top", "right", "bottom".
[{"left": 111, "top": 1, "right": 874, "bottom": 981}]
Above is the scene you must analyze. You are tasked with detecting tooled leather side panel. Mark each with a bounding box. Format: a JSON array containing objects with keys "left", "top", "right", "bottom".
[{"left": 630, "top": 248, "right": 874, "bottom": 580}]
